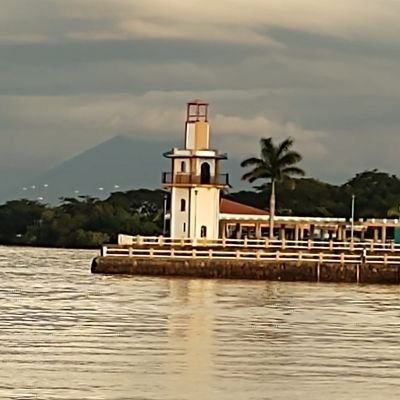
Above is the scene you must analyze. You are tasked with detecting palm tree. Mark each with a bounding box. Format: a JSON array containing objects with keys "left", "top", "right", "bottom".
[{"left": 241, "top": 137, "right": 305, "bottom": 239}]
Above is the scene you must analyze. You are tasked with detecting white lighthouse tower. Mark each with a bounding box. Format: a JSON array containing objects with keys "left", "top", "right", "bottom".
[{"left": 162, "top": 100, "right": 229, "bottom": 240}]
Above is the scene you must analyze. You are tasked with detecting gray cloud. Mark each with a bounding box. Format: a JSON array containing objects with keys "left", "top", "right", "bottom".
[{"left": 2, "top": 0, "right": 400, "bottom": 189}]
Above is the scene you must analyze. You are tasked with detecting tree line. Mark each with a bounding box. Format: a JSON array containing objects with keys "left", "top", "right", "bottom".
[
  {"left": 0, "top": 190, "right": 165, "bottom": 247},
  {"left": 1, "top": 137, "right": 400, "bottom": 247},
  {"left": 1, "top": 169, "right": 400, "bottom": 248}
]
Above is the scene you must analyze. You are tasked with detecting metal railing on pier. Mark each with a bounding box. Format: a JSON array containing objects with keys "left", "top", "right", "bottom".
[
  {"left": 117, "top": 234, "right": 400, "bottom": 253},
  {"left": 102, "top": 244, "right": 400, "bottom": 265}
]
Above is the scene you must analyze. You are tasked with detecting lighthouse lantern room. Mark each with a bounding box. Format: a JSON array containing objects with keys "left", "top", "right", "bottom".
[{"left": 162, "top": 100, "right": 229, "bottom": 240}]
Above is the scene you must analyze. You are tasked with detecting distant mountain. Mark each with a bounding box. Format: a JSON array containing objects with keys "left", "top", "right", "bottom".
[
  {"left": 10, "top": 136, "right": 173, "bottom": 203},
  {"left": 5, "top": 135, "right": 245, "bottom": 204}
]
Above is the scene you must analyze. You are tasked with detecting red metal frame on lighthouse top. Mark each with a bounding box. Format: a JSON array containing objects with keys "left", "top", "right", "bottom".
[{"left": 186, "top": 100, "right": 208, "bottom": 122}]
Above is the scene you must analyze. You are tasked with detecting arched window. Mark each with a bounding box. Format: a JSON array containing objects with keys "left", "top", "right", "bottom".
[
  {"left": 201, "top": 225, "right": 207, "bottom": 238},
  {"left": 180, "top": 199, "right": 186, "bottom": 211},
  {"left": 180, "top": 161, "right": 186, "bottom": 172},
  {"left": 200, "top": 162, "right": 211, "bottom": 184}
]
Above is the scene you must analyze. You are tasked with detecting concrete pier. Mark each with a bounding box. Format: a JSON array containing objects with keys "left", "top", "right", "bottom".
[{"left": 91, "top": 256, "right": 400, "bottom": 284}]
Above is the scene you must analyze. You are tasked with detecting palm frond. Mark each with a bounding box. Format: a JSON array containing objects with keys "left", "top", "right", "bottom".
[
  {"left": 260, "top": 137, "right": 276, "bottom": 166},
  {"left": 276, "top": 137, "right": 294, "bottom": 157},
  {"left": 241, "top": 171, "right": 256, "bottom": 181},
  {"left": 253, "top": 182, "right": 270, "bottom": 192},
  {"left": 281, "top": 166, "right": 305, "bottom": 177},
  {"left": 240, "top": 157, "right": 263, "bottom": 168},
  {"left": 260, "top": 137, "right": 274, "bottom": 152},
  {"left": 254, "top": 165, "right": 271, "bottom": 177},
  {"left": 278, "top": 151, "right": 302, "bottom": 167},
  {"left": 242, "top": 166, "right": 271, "bottom": 183},
  {"left": 241, "top": 136, "right": 304, "bottom": 192}
]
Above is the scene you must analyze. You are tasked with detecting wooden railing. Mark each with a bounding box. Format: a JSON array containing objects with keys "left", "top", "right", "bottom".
[
  {"left": 161, "top": 172, "right": 229, "bottom": 186},
  {"left": 102, "top": 245, "right": 400, "bottom": 265},
  {"left": 117, "top": 234, "right": 400, "bottom": 253}
]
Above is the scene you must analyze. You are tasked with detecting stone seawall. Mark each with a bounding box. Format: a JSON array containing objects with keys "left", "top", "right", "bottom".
[{"left": 91, "top": 256, "right": 400, "bottom": 284}]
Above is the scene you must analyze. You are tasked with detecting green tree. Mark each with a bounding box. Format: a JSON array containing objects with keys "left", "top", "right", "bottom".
[
  {"left": 240, "top": 137, "right": 305, "bottom": 238},
  {"left": 344, "top": 170, "right": 400, "bottom": 218},
  {"left": 387, "top": 203, "right": 400, "bottom": 217},
  {"left": 0, "top": 199, "right": 47, "bottom": 244}
]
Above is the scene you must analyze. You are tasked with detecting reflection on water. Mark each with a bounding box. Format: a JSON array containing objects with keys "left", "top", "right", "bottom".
[{"left": 1, "top": 246, "right": 400, "bottom": 399}]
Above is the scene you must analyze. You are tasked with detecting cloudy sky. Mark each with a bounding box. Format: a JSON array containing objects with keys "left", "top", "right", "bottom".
[{"left": 2, "top": 0, "right": 400, "bottom": 189}]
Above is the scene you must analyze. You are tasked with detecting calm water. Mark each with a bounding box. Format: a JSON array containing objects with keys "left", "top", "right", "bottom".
[{"left": 1, "top": 246, "right": 400, "bottom": 399}]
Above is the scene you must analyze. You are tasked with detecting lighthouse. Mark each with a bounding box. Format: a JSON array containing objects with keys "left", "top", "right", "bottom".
[{"left": 162, "top": 100, "right": 229, "bottom": 240}]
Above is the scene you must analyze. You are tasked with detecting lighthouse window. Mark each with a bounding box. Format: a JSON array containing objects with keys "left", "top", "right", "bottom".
[
  {"left": 200, "top": 162, "right": 211, "bottom": 184},
  {"left": 201, "top": 225, "right": 207, "bottom": 238},
  {"left": 180, "top": 199, "right": 186, "bottom": 211},
  {"left": 180, "top": 161, "right": 186, "bottom": 172}
]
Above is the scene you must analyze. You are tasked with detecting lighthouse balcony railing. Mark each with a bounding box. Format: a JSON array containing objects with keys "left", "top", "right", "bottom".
[{"left": 162, "top": 172, "right": 229, "bottom": 186}]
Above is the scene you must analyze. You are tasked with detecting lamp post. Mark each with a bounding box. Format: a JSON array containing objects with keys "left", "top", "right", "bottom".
[{"left": 350, "top": 194, "right": 355, "bottom": 242}]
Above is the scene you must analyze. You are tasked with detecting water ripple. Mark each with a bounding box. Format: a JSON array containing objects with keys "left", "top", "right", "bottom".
[{"left": 1, "top": 246, "right": 400, "bottom": 399}]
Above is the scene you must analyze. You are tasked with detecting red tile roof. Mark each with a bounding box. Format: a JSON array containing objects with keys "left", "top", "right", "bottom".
[{"left": 220, "top": 198, "right": 268, "bottom": 215}]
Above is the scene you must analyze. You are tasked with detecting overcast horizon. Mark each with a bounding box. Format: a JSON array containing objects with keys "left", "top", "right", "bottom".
[{"left": 2, "top": 0, "right": 400, "bottom": 195}]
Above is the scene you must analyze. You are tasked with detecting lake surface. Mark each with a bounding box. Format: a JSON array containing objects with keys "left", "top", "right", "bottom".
[{"left": 1, "top": 246, "right": 400, "bottom": 399}]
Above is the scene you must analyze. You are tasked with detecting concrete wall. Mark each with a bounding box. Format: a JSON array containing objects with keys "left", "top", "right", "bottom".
[
  {"left": 190, "top": 187, "right": 219, "bottom": 240},
  {"left": 173, "top": 158, "right": 189, "bottom": 174},
  {"left": 185, "top": 122, "right": 210, "bottom": 150},
  {"left": 92, "top": 257, "right": 400, "bottom": 284},
  {"left": 170, "top": 187, "right": 189, "bottom": 238},
  {"left": 170, "top": 186, "right": 220, "bottom": 239},
  {"left": 185, "top": 122, "right": 196, "bottom": 149}
]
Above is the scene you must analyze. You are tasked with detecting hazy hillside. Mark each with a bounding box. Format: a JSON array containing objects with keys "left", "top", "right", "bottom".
[
  {"left": 4, "top": 135, "right": 244, "bottom": 204},
  {"left": 4, "top": 136, "right": 170, "bottom": 203}
]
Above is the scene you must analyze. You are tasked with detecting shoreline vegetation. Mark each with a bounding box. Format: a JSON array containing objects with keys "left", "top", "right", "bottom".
[{"left": 1, "top": 169, "right": 400, "bottom": 248}]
